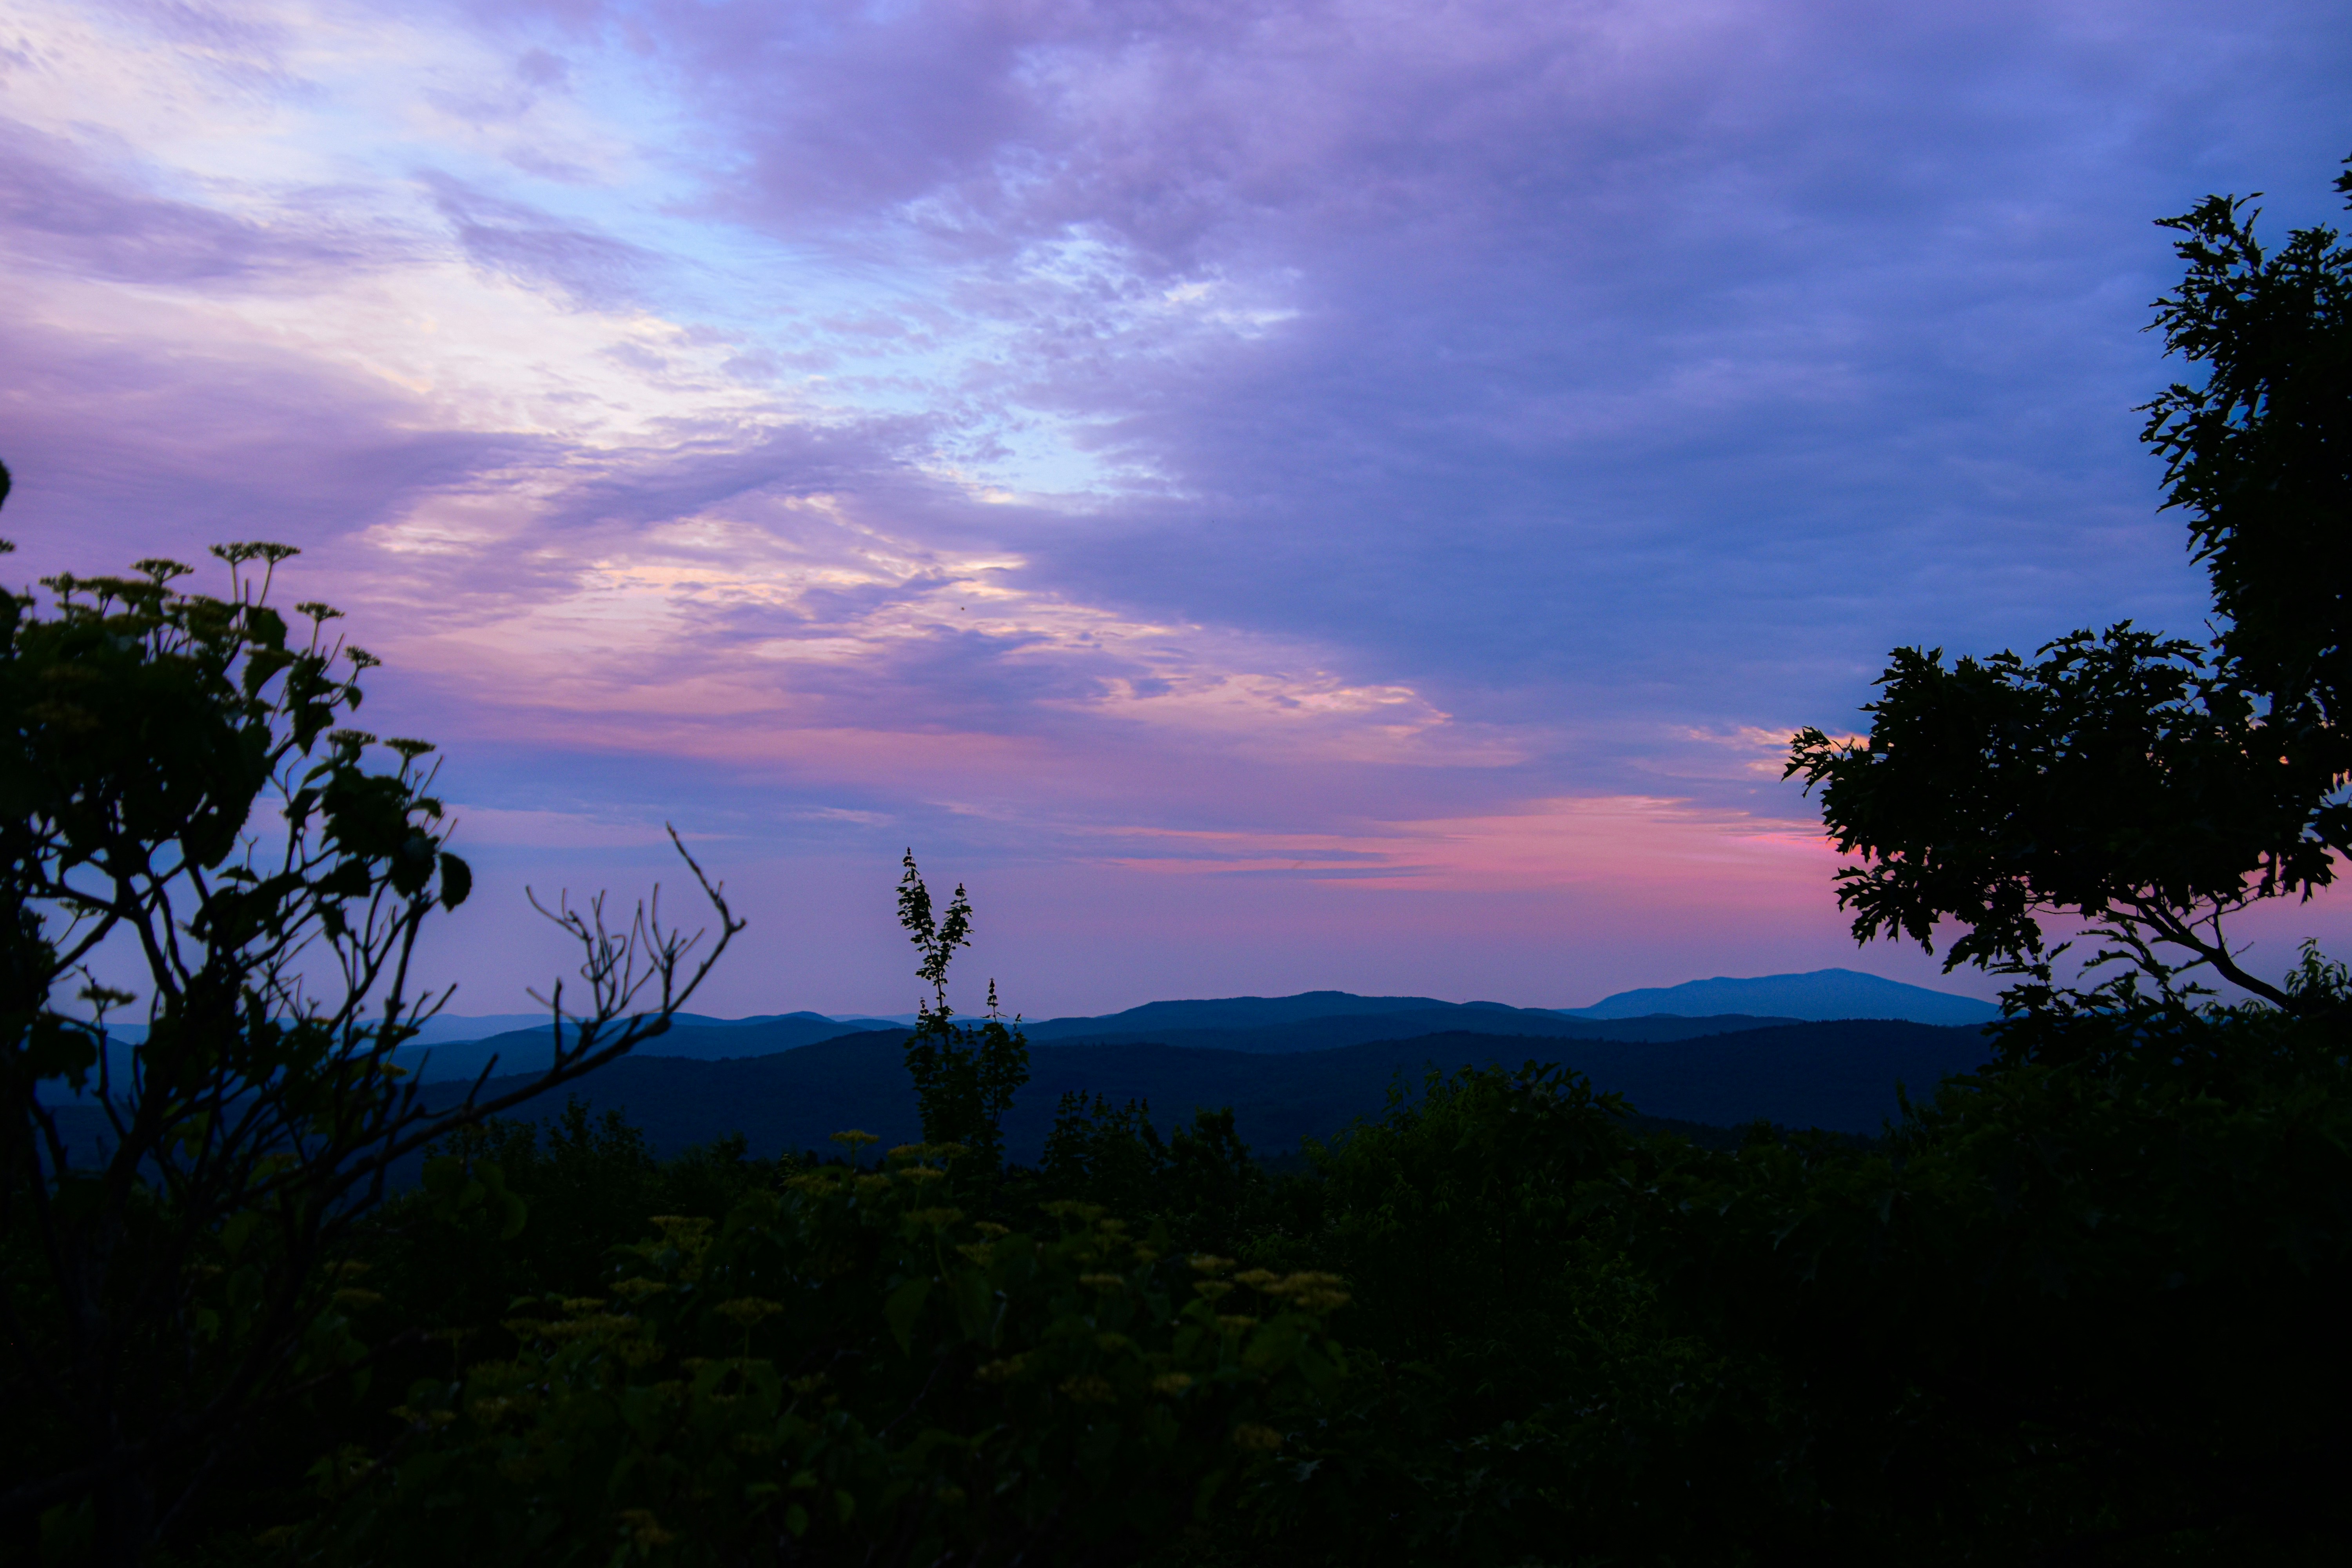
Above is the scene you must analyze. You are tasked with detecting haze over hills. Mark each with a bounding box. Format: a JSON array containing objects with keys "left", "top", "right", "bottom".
[
  {"left": 394, "top": 1011, "right": 900, "bottom": 1046},
  {"left": 47, "top": 975, "right": 2004, "bottom": 1156},
  {"left": 81, "top": 1009, "right": 903, "bottom": 1049},
  {"left": 370, "top": 969, "right": 1988, "bottom": 1058},
  {"left": 390, "top": 1013, "right": 895, "bottom": 1085},
  {"left": 62, "top": 972, "right": 2000, "bottom": 1091},
  {"left": 1024, "top": 992, "right": 1492, "bottom": 1037},
  {"left": 1567, "top": 968, "right": 2001, "bottom": 1025},
  {"left": 389, "top": 1000, "right": 1808, "bottom": 1083},
  {"left": 1025, "top": 1004, "right": 1801, "bottom": 1054},
  {"left": 298, "top": 972, "right": 2002, "bottom": 1085}
]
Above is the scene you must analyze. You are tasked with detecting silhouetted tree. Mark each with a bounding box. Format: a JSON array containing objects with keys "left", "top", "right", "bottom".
[
  {"left": 0, "top": 489, "right": 741, "bottom": 1563},
  {"left": 1788, "top": 156, "right": 2352, "bottom": 1009}
]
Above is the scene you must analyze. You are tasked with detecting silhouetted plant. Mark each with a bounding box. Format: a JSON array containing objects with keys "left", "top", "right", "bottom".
[{"left": 895, "top": 851, "right": 1027, "bottom": 1172}]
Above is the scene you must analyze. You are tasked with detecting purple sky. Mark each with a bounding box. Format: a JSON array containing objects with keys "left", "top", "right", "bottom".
[{"left": 4, "top": 0, "right": 2349, "bottom": 1016}]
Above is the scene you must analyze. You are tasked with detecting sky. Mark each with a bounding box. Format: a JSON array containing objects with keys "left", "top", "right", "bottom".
[{"left": 3, "top": 0, "right": 2349, "bottom": 1018}]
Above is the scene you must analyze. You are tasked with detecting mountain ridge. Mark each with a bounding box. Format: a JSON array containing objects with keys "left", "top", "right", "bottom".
[
  {"left": 392, "top": 1017, "right": 1993, "bottom": 1165},
  {"left": 1567, "top": 968, "right": 2000, "bottom": 1025},
  {"left": 388, "top": 1004, "right": 1810, "bottom": 1083}
]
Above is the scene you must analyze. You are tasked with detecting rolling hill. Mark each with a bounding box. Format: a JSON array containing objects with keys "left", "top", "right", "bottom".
[
  {"left": 407, "top": 1017, "right": 1994, "bottom": 1163},
  {"left": 392, "top": 1013, "right": 887, "bottom": 1084}
]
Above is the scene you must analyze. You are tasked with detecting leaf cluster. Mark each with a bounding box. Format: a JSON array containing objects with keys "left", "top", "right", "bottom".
[
  {"left": 1786, "top": 157, "right": 2352, "bottom": 1009},
  {"left": 2144, "top": 165, "right": 2352, "bottom": 733},
  {"left": 1787, "top": 627, "right": 2341, "bottom": 983}
]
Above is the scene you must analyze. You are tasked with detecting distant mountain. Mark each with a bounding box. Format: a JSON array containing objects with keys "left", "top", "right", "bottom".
[
  {"left": 1565, "top": 969, "right": 2001, "bottom": 1026},
  {"left": 1024, "top": 992, "right": 1466, "bottom": 1038},
  {"left": 392, "top": 1013, "right": 890, "bottom": 1084},
  {"left": 76, "top": 1009, "right": 901, "bottom": 1049},
  {"left": 386, "top": 1017, "right": 1993, "bottom": 1166},
  {"left": 1035, "top": 1004, "right": 1801, "bottom": 1054},
  {"left": 368, "top": 999, "right": 1816, "bottom": 1084},
  {"left": 403, "top": 1013, "right": 565, "bottom": 1046},
  {"left": 42, "top": 1018, "right": 1997, "bottom": 1177}
]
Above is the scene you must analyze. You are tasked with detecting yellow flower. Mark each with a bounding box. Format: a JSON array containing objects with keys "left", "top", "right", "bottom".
[
  {"left": 1192, "top": 1281, "right": 1234, "bottom": 1301},
  {"left": 1216, "top": 1314, "right": 1259, "bottom": 1335},
  {"left": 1189, "top": 1254, "right": 1236, "bottom": 1275},
  {"left": 975, "top": 1355, "right": 1031, "bottom": 1384},
  {"left": 714, "top": 1297, "right": 784, "bottom": 1327},
  {"left": 1078, "top": 1273, "right": 1127, "bottom": 1292},
  {"left": 1231, "top": 1423, "right": 1284, "bottom": 1453},
  {"left": 615, "top": 1508, "right": 676, "bottom": 1548},
  {"left": 330, "top": 1289, "right": 382, "bottom": 1309},
  {"left": 610, "top": 1277, "right": 669, "bottom": 1301},
  {"left": 1233, "top": 1269, "right": 1281, "bottom": 1291},
  {"left": 1151, "top": 1372, "right": 1195, "bottom": 1395},
  {"left": 830, "top": 1129, "right": 881, "bottom": 1147},
  {"left": 1059, "top": 1374, "right": 1117, "bottom": 1405},
  {"left": 974, "top": 1221, "right": 1011, "bottom": 1238}
]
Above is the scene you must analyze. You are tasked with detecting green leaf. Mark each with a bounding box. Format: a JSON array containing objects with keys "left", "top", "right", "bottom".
[
  {"left": 884, "top": 1277, "right": 932, "bottom": 1355},
  {"left": 439, "top": 850, "right": 473, "bottom": 910}
]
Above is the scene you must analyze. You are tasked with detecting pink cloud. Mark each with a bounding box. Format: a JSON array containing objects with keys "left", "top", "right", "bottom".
[{"left": 4, "top": 0, "right": 2348, "bottom": 1012}]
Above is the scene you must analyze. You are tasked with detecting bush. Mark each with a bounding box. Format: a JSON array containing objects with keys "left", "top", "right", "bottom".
[{"left": 316, "top": 1140, "right": 1347, "bottom": 1566}]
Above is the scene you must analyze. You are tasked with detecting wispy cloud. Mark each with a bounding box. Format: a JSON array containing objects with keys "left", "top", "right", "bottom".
[{"left": 3, "top": 0, "right": 2348, "bottom": 1009}]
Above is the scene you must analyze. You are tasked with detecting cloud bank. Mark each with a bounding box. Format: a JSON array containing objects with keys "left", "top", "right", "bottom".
[{"left": 2, "top": 0, "right": 2348, "bottom": 1011}]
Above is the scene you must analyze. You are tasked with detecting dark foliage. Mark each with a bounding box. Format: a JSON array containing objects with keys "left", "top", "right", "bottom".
[
  {"left": 0, "top": 511, "right": 739, "bottom": 1564},
  {"left": 1789, "top": 158, "right": 2352, "bottom": 1009},
  {"left": 2144, "top": 164, "right": 2352, "bottom": 737},
  {"left": 895, "top": 853, "right": 1029, "bottom": 1173}
]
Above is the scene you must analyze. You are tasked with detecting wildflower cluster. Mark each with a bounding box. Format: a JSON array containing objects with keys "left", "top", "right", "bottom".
[{"left": 320, "top": 1133, "right": 1348, "bottom": 1564}]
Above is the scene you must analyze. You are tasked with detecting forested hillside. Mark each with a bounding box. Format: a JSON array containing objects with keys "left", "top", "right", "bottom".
[{"left": 385, "top": 1017, "right": 1985, "bottom": 1166}]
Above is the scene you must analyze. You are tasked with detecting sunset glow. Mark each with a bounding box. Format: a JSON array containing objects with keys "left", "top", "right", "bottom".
[{"left": 5, "top": 0, "right": 2348, "bottom": 1013}]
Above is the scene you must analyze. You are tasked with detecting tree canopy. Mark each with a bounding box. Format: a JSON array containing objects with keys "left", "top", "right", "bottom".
[{"left": 1789, "top": 157, "right": 2352, "bottom": 1008}]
